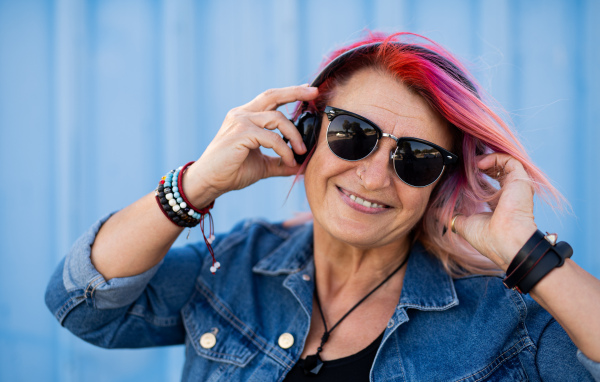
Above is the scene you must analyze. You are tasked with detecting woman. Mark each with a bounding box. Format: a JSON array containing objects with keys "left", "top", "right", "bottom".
[{"left": 46, "top": 33, "right": 600, "bottom": 381}]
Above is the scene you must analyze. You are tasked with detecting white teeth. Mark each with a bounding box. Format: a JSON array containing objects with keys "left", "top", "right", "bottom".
[{"left": 344, "top": 190, "right": 385, "bottom": 209}]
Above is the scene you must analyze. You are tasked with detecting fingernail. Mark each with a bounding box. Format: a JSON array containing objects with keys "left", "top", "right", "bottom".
[{"left": 301, "top": 142, "right": 307, "bottom": 152}]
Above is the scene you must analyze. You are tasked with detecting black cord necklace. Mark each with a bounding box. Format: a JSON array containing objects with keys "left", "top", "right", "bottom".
[{"left": 303, "top": 254, "right": 410, "bottom": 375}]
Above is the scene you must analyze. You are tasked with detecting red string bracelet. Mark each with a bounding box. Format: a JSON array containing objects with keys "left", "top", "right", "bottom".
[{"left": 177, "top": 161, "right": 219, "bottom": 274}]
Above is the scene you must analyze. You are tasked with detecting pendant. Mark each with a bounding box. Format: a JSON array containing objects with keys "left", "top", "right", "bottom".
[{"left": 303, "top": 353, "right": 324, "bottom": 375}]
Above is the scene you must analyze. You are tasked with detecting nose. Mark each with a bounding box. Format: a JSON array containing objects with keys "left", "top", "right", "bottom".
[{"left": 357, "top": 139, "right": 396, "bottom": 190}]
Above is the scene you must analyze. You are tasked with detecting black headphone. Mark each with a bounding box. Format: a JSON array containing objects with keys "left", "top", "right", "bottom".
[{"left": 291, "top": 42, "right": 478, "bottom": 165}]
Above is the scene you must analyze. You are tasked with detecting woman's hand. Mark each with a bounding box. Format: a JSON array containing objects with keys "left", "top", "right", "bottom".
[
  {"left": 455, "top": 154, "right": 600, "bottom": 363},
  {"left": 452, "top": 153, "right": 538, "bottom": 270},
  {"left": 182, "top": 85, "right": 319, "bottom": 208}
]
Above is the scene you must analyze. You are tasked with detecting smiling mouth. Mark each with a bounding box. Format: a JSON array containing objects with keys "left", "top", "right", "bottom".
[{"left": 338, "top": 187, "right": 390, "bottom": 209}]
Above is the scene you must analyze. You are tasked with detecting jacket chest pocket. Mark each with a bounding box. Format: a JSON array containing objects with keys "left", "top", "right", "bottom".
[
  {"left": 453, "top": 353, "right": 527, "bottom": 382},
  {"left": 181, "top": 291, "right": 259, "bottom": 368}
]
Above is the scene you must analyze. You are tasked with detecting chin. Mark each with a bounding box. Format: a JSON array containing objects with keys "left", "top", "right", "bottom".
[{"left": 317, "top": 216, "right": 395, "bottom": 248}]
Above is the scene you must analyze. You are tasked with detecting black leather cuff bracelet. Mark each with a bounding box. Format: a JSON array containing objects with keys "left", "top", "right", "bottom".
[{"left": 503, "top": 230, "right": 573, "bottom": 294}]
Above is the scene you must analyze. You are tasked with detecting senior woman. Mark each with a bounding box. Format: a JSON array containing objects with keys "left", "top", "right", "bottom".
[{"left": 46, "top": 33, "right": 600, "bottom": 381}]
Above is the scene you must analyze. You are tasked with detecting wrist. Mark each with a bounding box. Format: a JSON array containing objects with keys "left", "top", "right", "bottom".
[
  {"left": 182, "top": 164, "right": 221, "bottom": 209},
  {"left": 155, "top": 163, "right": 221, "bottom": 274},
  {"left": 497, "top": 223, "right": 538, "bottom": 271}
]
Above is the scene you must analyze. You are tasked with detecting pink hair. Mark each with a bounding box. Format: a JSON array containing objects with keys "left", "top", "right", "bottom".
[{"left": 296, "top": 32, "right": 563, "bottom": 276}]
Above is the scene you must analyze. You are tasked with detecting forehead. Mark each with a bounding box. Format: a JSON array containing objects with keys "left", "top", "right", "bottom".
[{"left": 327, "top": 68, "right": 452, "bottom": 149}]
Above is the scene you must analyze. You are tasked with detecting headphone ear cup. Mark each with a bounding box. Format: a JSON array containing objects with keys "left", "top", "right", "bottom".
[{"left": 293, "top": 112, "right": 320, "bottom": 164}]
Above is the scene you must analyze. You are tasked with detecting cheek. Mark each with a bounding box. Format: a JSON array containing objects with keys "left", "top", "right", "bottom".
[
  {"left": 304, "top": 142, "right": 356, "bottom": 215},
  {"left": 305, "top": 139, "right": 348, "bottom": 182},
  {"left": 396, "top": 185, "right": 433, "bottom": 217},
  {"left": 303, "top": 144, "right": 327, "bottom": 199}
]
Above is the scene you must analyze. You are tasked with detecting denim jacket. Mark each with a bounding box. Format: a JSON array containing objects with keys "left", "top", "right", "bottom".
[{"left": 46, "top": 216, "right": 600, "bottom": 381}]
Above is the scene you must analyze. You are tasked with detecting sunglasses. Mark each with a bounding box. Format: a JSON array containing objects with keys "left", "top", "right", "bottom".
[{"left": 324, "top": 106, "right": 458, "bottom": 187}]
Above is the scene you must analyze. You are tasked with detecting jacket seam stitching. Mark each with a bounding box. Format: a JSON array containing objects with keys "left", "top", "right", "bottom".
[
  {"left": 88, "top": 278, "right": 107, "bottom": 309},
  {"left": 453, "top": 337, "right": 530, "bottom": 382},
  {"left": 196, "top": 281, "right": 294, "bottom": 367},
  {"left": 395, "top": 334, "right": 407, "bottom": 382},
  {"left": 181, "top": 289, "right": 256, "bottom": 367},
  {"left": 90, "top": 279, "right": 106, "bottom": 297},
  {"left": 125, "top": 309, "right": 180, "bottom": 327},
  {"left": 56, "top": 295, "right": 85, "bottom": 325},
  {"left": 199, "top": 283, "right": 292, "bottom": 365},
  {"left": 85, "top": 275, "right": 103, "bottom": 295},
  {"left": 510, "top": 290, "right": 536, "bottom": 358}
]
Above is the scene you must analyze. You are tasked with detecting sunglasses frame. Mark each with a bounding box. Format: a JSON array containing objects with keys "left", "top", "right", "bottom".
[{"left": 324, "top": 106, "right": 459, "bottom": 187}]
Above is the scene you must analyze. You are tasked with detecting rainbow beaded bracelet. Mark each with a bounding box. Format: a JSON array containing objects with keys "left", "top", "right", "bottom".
[{"left": 155, "top": 162, "right": 220, "bottom": 273}]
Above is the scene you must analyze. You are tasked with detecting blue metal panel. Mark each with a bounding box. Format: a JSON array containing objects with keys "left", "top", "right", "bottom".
[
  {"left": 1, "top": 0, "right": 598, "bottom": 380},
  {"left": 0, "top": 1, "right": 57, "bottom": 381}
]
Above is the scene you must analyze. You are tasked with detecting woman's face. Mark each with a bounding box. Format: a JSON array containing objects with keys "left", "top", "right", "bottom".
[{"left": 304, "top": 68, "right": 453, "bottom": 249}]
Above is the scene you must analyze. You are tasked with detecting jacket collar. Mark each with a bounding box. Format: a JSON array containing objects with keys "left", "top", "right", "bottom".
[
  {"left": 252, "top": 223, "right": 458, "bottom": 311},
  {"left": 398, "top": 243, "right": 458, "bottom": 311},
  {"left": 252, "top": 223, "right": 314, "bottom": 276}
]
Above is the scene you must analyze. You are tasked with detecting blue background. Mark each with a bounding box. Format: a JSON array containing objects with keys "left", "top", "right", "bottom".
[{"left": 1, "top": 0, "right": 598, "bottom": 380}]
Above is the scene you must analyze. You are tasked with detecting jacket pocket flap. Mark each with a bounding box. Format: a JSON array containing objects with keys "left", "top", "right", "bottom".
[{"left": 182, "top": 295, "right": 258, "bottom": 367}]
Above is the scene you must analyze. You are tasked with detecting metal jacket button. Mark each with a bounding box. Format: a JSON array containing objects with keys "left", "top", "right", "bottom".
[
  {"left": 278, "top": 333, "right": 294, "bottom": 349},
  {"left": 200, "top": 332, "right": 217, "bottom": 349}
]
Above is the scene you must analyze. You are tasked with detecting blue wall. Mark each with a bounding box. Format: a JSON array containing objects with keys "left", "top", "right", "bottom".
[{"left": 1, "top": 0, "right": 598, "bottom": 380}]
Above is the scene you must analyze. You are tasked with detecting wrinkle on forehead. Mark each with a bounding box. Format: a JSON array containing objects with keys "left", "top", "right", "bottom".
[{"left": 361, "top": 100, "right": 446, "bottom": 139}]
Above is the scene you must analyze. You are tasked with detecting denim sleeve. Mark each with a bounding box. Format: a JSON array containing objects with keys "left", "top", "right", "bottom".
[
  {"left": 578, "top": 350, "right": 600, "bottom": 381},
  {"left": 535, "top": 318, "right": 599, "bottom": 381},
  {"left": 45, "top": 213, "right": 207, "bottom": 348},
  {"left": 60, "top": 213, "right": 164, "bottom": 310}
]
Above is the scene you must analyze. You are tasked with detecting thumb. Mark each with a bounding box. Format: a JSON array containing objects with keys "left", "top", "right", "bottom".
[{"left": 264, "top": 155, "right": 302, "bottom": 178}]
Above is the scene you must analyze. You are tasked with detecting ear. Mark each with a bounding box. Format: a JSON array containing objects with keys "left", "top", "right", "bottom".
[{"left": 293, "top": 112, "right": 321, "bottom": 164}]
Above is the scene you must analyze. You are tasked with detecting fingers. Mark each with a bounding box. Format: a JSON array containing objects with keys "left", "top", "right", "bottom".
[
  {"left": 264, "top": 155, "right": 301, "bottom": 177},
  {"left": 242, "top": 84, "right": 319, "bottom": 112},
  {"left": 477, "top": 153, "right": 529, "bottom": 184},
  {"left": 250, "top": 128, "right": 298, "bottom": 167},
  {"left": 248, "top": 111, "right": 307, "bottom": 155}
]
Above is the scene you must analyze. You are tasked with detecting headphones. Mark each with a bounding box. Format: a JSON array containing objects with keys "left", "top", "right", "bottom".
[{"left": 291, "top": 42, "right": 478, "bottom": 165}]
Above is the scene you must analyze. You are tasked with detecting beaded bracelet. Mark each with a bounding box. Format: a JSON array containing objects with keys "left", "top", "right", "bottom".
[{"left": 155, "top": 162, "right": 221, "bottom": 274}]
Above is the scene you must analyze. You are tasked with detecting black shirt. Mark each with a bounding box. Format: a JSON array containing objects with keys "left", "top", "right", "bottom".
[{"left": 283, "top": 332, "right": 384, "bottom": 382}]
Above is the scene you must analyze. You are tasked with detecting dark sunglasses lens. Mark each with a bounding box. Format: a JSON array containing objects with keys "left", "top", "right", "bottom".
[
  {"left": 327, "top": 115, "right": 378, "bottom": 161},
  {"left": 393, "top": 141, "right": 444, "bottom": 187}
]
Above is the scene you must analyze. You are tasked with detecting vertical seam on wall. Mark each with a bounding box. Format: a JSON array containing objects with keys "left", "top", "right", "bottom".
[
  {"left": 83, "top": 0, "right": 98, "bottom": 225},
  {"left": 572, "top": 0, "right": 587, "bottom": 270},
  {"left": 469, "top": 0, "right": 482, "bottom": 62},
  {"left": 508, "top": 0, "right": 522, "bottom": 128},
  {"left": 151, "top": 0, "right": 164, "bottom": 175},
  {"left": 48, "top": 3, "right": 59, "bottom": 381}
]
